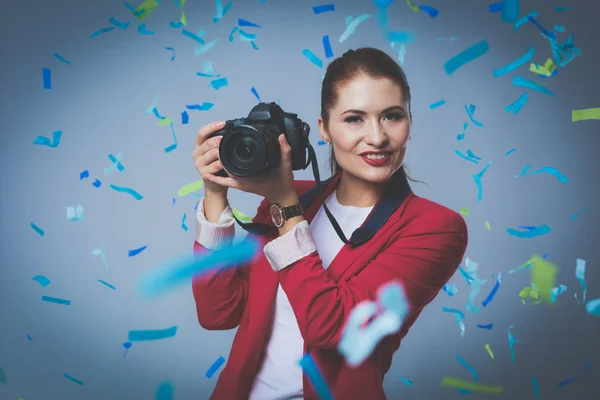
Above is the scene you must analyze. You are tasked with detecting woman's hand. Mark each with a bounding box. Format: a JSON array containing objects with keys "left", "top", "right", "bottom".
[
  {"left": 193, "top": 121, "right": 229, "bottom": 197},
  {"left": 201, "top": 134, "right": 297, "bottom": 204}
]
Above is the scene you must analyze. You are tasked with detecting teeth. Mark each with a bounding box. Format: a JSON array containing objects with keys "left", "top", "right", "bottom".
[{"left": 364, "top": 154, "right": 387, "bottom": 160}]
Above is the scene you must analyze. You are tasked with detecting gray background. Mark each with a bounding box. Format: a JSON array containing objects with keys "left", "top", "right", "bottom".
[{"left": 1, "top": 0, "right": 599, "bottom": 399}]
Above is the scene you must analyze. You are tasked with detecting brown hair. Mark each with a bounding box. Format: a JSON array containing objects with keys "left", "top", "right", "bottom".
[{"left": 320, "top": 47, "right": 424, "bottom": 185}]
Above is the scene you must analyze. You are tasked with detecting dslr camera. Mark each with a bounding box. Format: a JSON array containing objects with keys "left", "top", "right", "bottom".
[{"left": 208, "top": 102, "right": 311, "bottom": 177}]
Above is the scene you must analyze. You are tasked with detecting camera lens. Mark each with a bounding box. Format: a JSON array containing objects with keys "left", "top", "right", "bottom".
[{"left": 235, "top": 137, "right": 256, "bottom": 161}]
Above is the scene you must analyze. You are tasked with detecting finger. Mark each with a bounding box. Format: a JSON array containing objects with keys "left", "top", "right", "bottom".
[
  {"left": 203, "top": 159, "right": 224, "bottom": 175},
  {"left": 202, "top": 173, "right": 241, "bottom": 191},
  {"left": 279, "top": 134, "right": 292, "bottom": 163},
  {"left": 196, "top": 120, "right": 226, "bottom": 147},
  {"left": 197, "top": 136, "right": 222, "bottom": 158}
]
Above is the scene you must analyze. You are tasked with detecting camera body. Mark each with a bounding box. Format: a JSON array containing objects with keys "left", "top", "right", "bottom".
[{"left": 207, "top": 102, "right": 311, "bottom": 177}]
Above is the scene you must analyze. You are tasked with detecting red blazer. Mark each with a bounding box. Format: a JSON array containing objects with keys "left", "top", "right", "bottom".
[{"left": 192, "top": 172, "right": 468, "bottom": 400}]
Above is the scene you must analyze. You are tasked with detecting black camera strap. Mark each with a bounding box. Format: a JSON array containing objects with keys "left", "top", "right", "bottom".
[{"left": 231, "top": 141, "right": 412, "bottom": 247}]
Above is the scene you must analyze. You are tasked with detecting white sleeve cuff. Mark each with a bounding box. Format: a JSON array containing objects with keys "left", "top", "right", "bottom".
[
  {"left": 263, "top": 220, "right": 318, "bottom": 272},
  {"left": 195, "top": 197, "right": 236, "bottom": 251}
]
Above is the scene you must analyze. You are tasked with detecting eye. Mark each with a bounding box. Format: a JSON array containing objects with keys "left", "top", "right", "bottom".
[
  {"left": 384, "top": 112, "right": 404, "bottom": 121},
  {"left": 344, "top": 115, "right": 363, "bottom": 124}
]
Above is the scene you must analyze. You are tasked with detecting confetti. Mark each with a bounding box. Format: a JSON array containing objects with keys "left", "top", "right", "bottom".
[
  {"left": 90, "top": 27, "right": 115, "bottom": 38},
  {"left": 554, "top": 25, "right": 565, "bottom": 32},
  {"left": 128, "top": 326, "right": 178, "bottom": 342},
  {"left": 302, "top": 49, "right": 324, "bottom": 68},
  {"left": 472, "top": 160, "right": 492, "bottom": 202},
  {"left": 176, "top": 0, "right": 187, "bottom": 26},
  {"left": 482, "top": 272, "right": 501, "bottom": 307},
  {"left": 33, "top": 130, "right": 62, "bottom": 148},
  {"left": 555, "top": 7, "right": 572, "bottom": 12},
  {"left": 42, "top": 67, "right": 53, "bottom": 90},
  {"left": 195, "top": 39, "right": 219, "bottom": 56},
  {"left": 210, "top": 77, "right": 228, "bottom": 90},
  {"left": 213, "top": 0, "right": 233, "bottom": 23},
  {"left": 63, "top": 373, "right": 84, "bottom": 385},
  {"left": 505, "top": 93, "right": 528, "bottom": 114},
  {"left": 514, "top": 11, "right": 538, "bottom": 30},
  {"left": 80, "top": 170, "right": 89, "bottom": 179},
  {"left": 0, "top": 367, "right": 5, "bottom": 384},
  {"left": 233, "top": 208, "right": 253, "bottom": 222},
  {"left": 530, "top": 58, "right": 556, "bottom": 77},
  {"left": 181, "top": 111, "right": 189, "bottom": 124},
  {"left": 164, "top": 122, "right": 178, "bottom": 153},
  {"left": 586, "top": 298, "right": 600, "bottom": 316},
  {"left": 493, "top": 46, "right": 535, "bottom": 77},
  {"left": 527, "top": 16, "right": 555, "bottom": 39},
  {"left": 31, "top": 222, "right": 45, "bottom": 236},
  {"left": 66, "top": 205, "right": 84, "bottom": 222},
  {"left": 557, "top": 362, "right": 592, "bottom": 387},
  {"left": 418, "top": 5, "right": 439, "bottom": 18},
  {"left": 488, "top": 1, "right": 503, "bottom": 13},
  {"left": 477, "top": 324, "right": 493, "bottom": 330},
  {"left": 128, "top": 245, "right": 148, "bottom": 257},
  {"left": 165, "top": 46, "right": 176, "bottom": 61},
  {"left": 464, "top": 104, "right": 484, "bottom": 127},
  {"left": 313, "top": 4, "right": 335, "bottom": 14},
  {"left": 206, "top": 356, "right": 226, "bottom": 378},
  {"left": 322, "top": 35, "right": 333, "bottom": 58},
  {"left": 399, "top": 376, "right": 413, "bottom": 386},
  {"left": 177, "top": 180, "right": 204, "bottom": 197},
  {"left": 519, "top": 285, "right": 542, "bottom": 305},
  {"left": 91, "top": 248, "right": 109, "bottom": 270},
  {"left": 507, "top": 224, "right": 551, "bottom": 238},
  {"left": 53, "top": 52, "right": 71, "bottom": 64},
  {"left": 574, "top": 258, "right": 586, "bottom": 304},
  {"left": 441, "top": 377, "right": 502, "bottom": 394},
  {"left": 532, "top": 377, "right": 540, "bottom": 399},
  {"left": 134, "top": 0, "right": 160, "bottom": 21},
  {"left": 444, "top": 40, "right": 490, "bottom": 75},
  {"left": 156, "top": 382, "right": 173, "bottom": 400},
  {"left": 442, "top": 307, "right": 466, "bottom": 336},
  {"left": 98, "top": 280, "right": 116, "bottom": 290},
  {"left": 455, "top": 150, "right": 479, "bottom": 164},
  {"left": 186, "top": 102, "right": 214, "bottom": 111},
  {"left": 405, "top": 0, "right": 419, "bottom": 12},
  {"left": 181, "top": 213, "right": 189, "bottom": 231},
  {"left": 572, "top": 108, "right": 600, "bottom": 122},
  {"left": 93, "top": 179, "right": 102, "bottom": 188},
  {"left": 502, "top": 0, "right": 519, "bottom": 22},
  {"left": 42, "top": 296, "right": 71, "bottom": 306},
  {"left": 456, "top": 355, "right": 478, "bottom": 381},
  {"left": 32, "top": 275, "right": 51, "bottom": 287},
  {"left": 550, "top": 284, "right": 567, "bottom": 303},
  {"left": 514, "top": 165, "right": 568, "bottom": 182},
  {"left": 443, "top": 283, "right": 458, "bottom": 296},
  {"left": 298, "top": 354, "right": 334, "bottom": 400},
  {"left": 390, "top": 42, "right": 406, "bottom": 65},
  {"left": 182, "top": 29, "right": 205, "bottom": 44},
  {"left": 512, "top": 75, "right": 554, "bottom": 96},
  {"left": 429, "top": 99, "right": 446, "bottom": 109},
  {"left": 485, "top": 221, "right": 491, "bottom": 230},
  {"left": 238, "top": 18, "right": 260, "bottom": 28},
  {"left": 339, "top": 14, "right": 371, "bottom": 43},
  {"left": 109, "top": 16, "right": 130, "bottom": 29},
  {"left": 109, "top": 184, "right": 143, "bottom": 200},
  {"left": 485, "top": 344, "right": 494, "bottom": 359},
  {"left": 507, "top": 325, "right": 519, "bottom": 363}
]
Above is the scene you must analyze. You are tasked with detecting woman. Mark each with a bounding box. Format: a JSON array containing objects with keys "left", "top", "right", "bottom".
[{"left": 191, "top": 47, "right": 468, "bottom": 400}]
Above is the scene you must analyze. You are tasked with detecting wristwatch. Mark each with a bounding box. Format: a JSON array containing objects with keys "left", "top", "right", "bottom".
[{"left": 270, "top": 202, "right": 304, "bottom": 228}]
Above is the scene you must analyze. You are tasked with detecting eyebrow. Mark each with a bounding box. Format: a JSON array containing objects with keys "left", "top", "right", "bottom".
[{"left": 340, "top": 105, "right": 405, "bottom": 116}]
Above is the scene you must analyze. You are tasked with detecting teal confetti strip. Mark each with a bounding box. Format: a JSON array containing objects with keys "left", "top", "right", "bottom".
[
  {"left": 505, "top": 148, "right": 516, "bottom": 156},
  {"left": 442, "top": 307, "right": 466, "bottom": 336},
  {"left": 63, "top": 373, "right": 84, "bottom": 385},
  {"left": 399, "top": 376, "right": 413, "bottom": 386},
  {"left": 502, "top": 0, "right": 520, "bottom": 22},
  {"left": 444, "top": 40, "right": 490, "bottom": 75},
  {"left": 390, "top": 42, "right": 406, "bottom": 65},
  {"left": 109, "top": 16, "right": 130, "bottom": 29},
  {"left": 128, "top": 326, "right": 178, "bottom": 341},
  {"left": 169, "top": 21, "right": 183, "bottom": 28},
  {"left": 554, "top": 25, "right": 565, "bottom": 32},
  {"left": 33, "top": 130, "right": 62, "bottom": 148},
  {"left": 514, "top": 164, "right": 568, "bottom": 182},
  {"left": 0, "top": 367, "right": 6, "bottom": 384},
  {"left": 456, "top": 355, "right": 478, "bottom": 381},
  {"left": 228, "top": 26, "right": 239, "bottom": 42},
  {"left": 586, "top": 298, "right": 600, "bottom": 316},
  {"left": 339, "top": 14, "right": 371, "bottom": 43},
  {"left": 238, "top": 29, "right": 257, "bottom": 41},
  {"left": 53, "top": 52, "right": 71, "bottom": 64},
  {"left": 181, "top": 213, "right": 188, "bottom": 231},
  {"left": 31, "top": 222, "right": 45, "bottom": 236},
  {"left": 138, "top": 23, "right": 155, "bottom": 35},
  {"left": 302, "top": 49, "right": 323, "bottom": 68},
  {"left": 139, "top": 237, "right": 260, "bottom": 298},
  {"left": 455, "top": 150, "right": 479, "bottom": 164},
  {"left": 195, "top": 38, "right": 219, "bottom": 56},
  {"left": 505, "top": 93, "right": 528, "bottom": 114},
  {"left": 90, "top": 27, "right": 115, "bottom": 38},
  {"left": 213, "top": 0, "right": 233, "bottom": 23},
  {"left": 109, "top": 184, "right": 144, "bottom": 200},
  {"left": 91, "top": 248, "right": 109, "bottom": 270},
  {"left": 493, "top": 46, "right": 534, "bottom": 77},
  {"left": 298, "top": 354, "right": 334, "bottom": 400},
  {"left": 515, "top": 11, "right": 538, "bottom": 30},
  {"left": 128, "top": 245, "right": 147, "bottom": 257},
  {"left": 557, "top": 362, "right": 591, "bottom": 387},
  {"left": 165, "top": 122, "right": 178, "bottom": 153},
  {"left": 156, "top": 382, "right": 173, "bottom": 400},
  {"left": 436, "top": 36, "right": 458, "bottom": 43},
  {"left": 512, "top": 75, "right": 554, "bottom": 96},
  {"left": 206, "top": 356, "right": 226, "bottom": 378},
  {"left": 98, "top": 280, "right": 116, "bottom": 290},
  {"left": 472, "top": 160, "right": 492, "bottom": 202},
  {"left": 384, "top": 30, "right": 414, "bottom": 43},
  {"left": 443, "top": 283, "right": 458, "bottom": 296},
  {"left": 103, "top": 152, "right": 123, "bottom": 174},
  {"left": 42, "top": 296, "right": 71, "bottom": 306},
  {"left": 570, "top": 206, "right": 588, "bottom": 220},
  {"left": 210, "top": 77, "right": 228, "bottom": 90},
  {"left": 550, "top": 284, "right": 567, "bottom": 303},
  {"left": 182, "top": 29, "right": 205, "bottom": 44},
  {"left": 465, "top": 104, "right": 484, "bottom": 127},
  {"left": 429, "top": 99, "right": 446, "bottom": 109},
  {"left": 555, "top": 7, "right": 571, "bottom": 12},
  {"left": 507, "top": 224, "right": 551, "bottom": 238},
  {"left": 146, "top": 92, "right": 160, "bottom": 114},
  {"left": 461, "top": 258, "right": 487, "bottom": 313},
  {"left": 33, "top": 275, "right": 51, "bottom": 287},
  {"left": 574, "top": 259, "right": 586, "bottom": 304},
  {"left": 508, "top": 325, "right": 519, "bottom": 364},
  {"left": 66, "top": 205, "right": 84, "bottom": 222},
  {"left": 532, "top": 377, "right": 540, "bottom": 399}
]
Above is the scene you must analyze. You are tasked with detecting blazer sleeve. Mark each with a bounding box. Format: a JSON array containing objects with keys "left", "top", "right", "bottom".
[
  {"left": 277, "top": 210, "right": 468, "bottom": 348},
  {"left": 192, "top": 196, "right": 272, "bottom": 330}
]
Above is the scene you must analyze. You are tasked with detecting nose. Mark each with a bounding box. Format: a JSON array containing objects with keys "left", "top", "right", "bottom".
[{"left": 364, "top": 120, "right": 388, "bottom": 147}]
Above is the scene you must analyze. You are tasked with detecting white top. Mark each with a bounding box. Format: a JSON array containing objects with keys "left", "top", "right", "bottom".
[{"left": 195, "top": 190, "right": 374, "bottom": 400}]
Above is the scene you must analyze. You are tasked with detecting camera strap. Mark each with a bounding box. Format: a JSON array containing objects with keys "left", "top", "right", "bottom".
[{"left": 231, "top": 141, "right": 412, "bottom": 247}]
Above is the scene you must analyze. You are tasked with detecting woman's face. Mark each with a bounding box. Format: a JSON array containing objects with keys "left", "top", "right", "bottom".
[{"left": 318, "top": 74, "right": 411, "bottom": 184}]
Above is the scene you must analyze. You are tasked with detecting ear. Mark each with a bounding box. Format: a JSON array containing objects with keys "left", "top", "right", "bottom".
[{"left": 317, "top": 116, "right": 331, "bottom": 143}]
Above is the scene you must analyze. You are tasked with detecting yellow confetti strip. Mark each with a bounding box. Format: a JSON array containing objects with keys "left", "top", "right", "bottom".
[
  {"left": 531, "top": 255, "right": 558, "bottom": 304},
  {"left": 157, "top": 118, "right": 173, "bottom": 126},
  {"left": 485, "top": 221, "right": 491, "bottom": 230},
  {"left": 485, "top": 344, "right": 494, "bottom": 359},
  {"left": 233, "top": 208, "right": 253, "bottom": 222},
  {"left": 572, "top": 108, "right": 600, "bottom": 122},
  {"left": 180, "top": 0, "right": 187, "bottom": 25},
  {"left": 406, "top": 0, "right": 420, "bottom": 12},
  {"left": 441, "top": 377, "right": 503, "bottom": 394},
  {"left": 529, "top": 58, "right": 555, "bottom": 76},
  {"left": 135, "top": 0, "right": 160, "bottom": 21},
  {"left": 519, "top": 286, "right": 542, "bottom": 305},
  {"left": 459, "top": 208, "right": 469, "bottom": 216},
  {"left": 177, "top": 180, "right": 204, "bottom": 197}
]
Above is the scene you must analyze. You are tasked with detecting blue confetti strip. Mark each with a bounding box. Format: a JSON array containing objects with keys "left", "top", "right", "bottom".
[
  {"left": 557, "top": 361, "right": 591, "bottom": 387},
  {"left": 109, "top": 16, "right": 130, "bottom": 29},
  {"left": 42, "top": 68, "right": 52, "bottom": 89},
  {"left": 465, "top": 104, "right": 484, "bottom": 127},
  {"left": 317, "top": 140, "right": 327, "bottom": 145},
  {"left": 93, "top": 179, "right": 102, "bottom": 188},
  {"left": 182, "top": 29, "right": 205, "bottom": 44},
  {"left": 444, "top": 40, "right": 490, "bottom": 75},
  {"left": 31, "top": 222, "right": 45, "bottom": 236},
  {"left": 33, "top": 130, "right": 62, "bottom": 148},
  {"left": 128, "top": 326, "right": 178, "bottom": 342},
  {"left": 80, "top": 170, "right": 89, "bottom": 179},
  {"left": 156, "top": 382, "right": 173, "bottom": 400},
  {"left": 109, "top": 184, "right": 143, "bottom": 200},
  {"left": 123, "top": 342, "right": 132, "bottom": 350},
  {"left": 53, "top": 52, "right": 71, "bottom": 64},
  {"left": 63, "top": 373, "right": 84, "bottom": 385},
  {"left": 27, "top": 334, "right": 33, "bottom": 341},
  {"left": 169, "top": 21, "right": 183, "bottom": 28},
  {"left": 514, "top": 10, "right": 538, "bottom": 30},
  {"left": 472, "top": 160, "right": 492, "bottom": 202},
  {"left": 313, "top": 4, "right": 335, "bottom": 14},
  {"left": 42, "top": 296, "right": 71, "bottom": 306},
  {"left": 238, "top": 29, "right": 257, "bottom": 41},
  {"left": 213, "top": 0, "right": 233, "bottom": 23},
  {"left": 182, "top": 111, "right": 189, "bottom": 124},
  {"left": 128, "top": 245, "right": 147, "bottom": 257},
  {"left": 482, "top": 272, "right": 502, "bottom": 307},
  {"left": 138, "top": 23, "right": 155, "bottom": 35},
  {"left": 477, "top": 323, "right": 493, "bottom": 330},
  {"left": 32, "top": 275, "right": 51, "bottom": 287},
  {"left": 429, "top": 99, "right": 446, "bottom": 109},
  {"left": 502, "top": 0, "right": 519, "bottom": 22},
  {"left": 186, "top": 102, "right": 214, "bottom": 111},
  {"left": 299, "top": 354, "right": 334, "bottom": 400},
  {"left": 90, "top": 27, "right": 115, "bottom": 38},
  {"left": 505, "top": 93, "right": 528, "bottom": 114},
  {"left": 302, "top": 49, "right": 323, "bottom": 68},
  {"left": 456, "top": 355, "right": 478, "bottom": 381},
  {"left": 181, "top": 213, "right": 188, "bottom": 231},
  {"left": 238, "top": 18, "right": 261, "bottom": 28},
  {"left": 165, "top": 46, "right": 176, "bottom": 61},
  {"left": 251, "top": 86, "right": 261, "bottom": 102},
  {"left": 507, "top": 224, "right": 551, "bottom": 238},
  {"left": 322, "top": 35, "right": 333, "bottom": 58},
  {"left": 493, "top": 46, "right": 535, "bottom": 77},
  {"left": 98, "top": 280, "right": 116, "bottom": 290},
  {"left": 418, "top": 5, "right": 439, "bottom": 18},
  {"left": 489, "top": 1, "right": 503, "bottom": 13},
  {"left": 211, "top": 77, "right": 228, "bottom": 90},
  {"left": 527, "top": 16, "right": 556, "bottom": 39},
  {"left": 206, "top": 356, "right": 226, "bottom": 378}
]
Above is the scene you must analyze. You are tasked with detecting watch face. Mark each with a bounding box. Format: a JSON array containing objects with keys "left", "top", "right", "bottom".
[{"left": 270, "top": 204, "right": 283, "bottom": 227}]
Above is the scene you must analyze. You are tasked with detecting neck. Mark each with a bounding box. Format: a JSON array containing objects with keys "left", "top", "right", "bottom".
[{"left": 335, "top": 171, "right": 386, "bottom": 207}]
